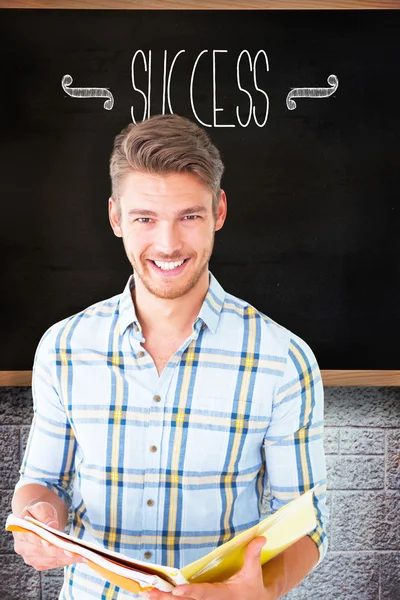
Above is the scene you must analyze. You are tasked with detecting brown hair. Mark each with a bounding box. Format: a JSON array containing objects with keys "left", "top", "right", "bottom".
[{"left": 109, "top": 114, "right": 224, "bottom": 218}]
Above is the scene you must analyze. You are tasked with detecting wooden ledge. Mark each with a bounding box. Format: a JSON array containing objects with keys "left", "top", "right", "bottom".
[
  {"left": 1, "top": 370, "right": 400, "bottom": 387},
  {"left": 321, "top": 370, "right": 400, "bottom": 387},
  {"left": 0, "top": 372, "right": 33, "bottom": 386},
  {"left": 1, "top": 1, "right": 399, "bottom": 10}
]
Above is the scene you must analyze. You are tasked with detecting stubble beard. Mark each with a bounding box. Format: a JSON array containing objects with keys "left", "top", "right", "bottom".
[{"left": 130, "top": 239, "right": 214, "bottom": 301}]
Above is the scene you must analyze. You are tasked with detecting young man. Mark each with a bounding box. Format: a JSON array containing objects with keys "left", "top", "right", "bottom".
[{"left": 12, "top": 115, "right": 327, "bottom": 600}]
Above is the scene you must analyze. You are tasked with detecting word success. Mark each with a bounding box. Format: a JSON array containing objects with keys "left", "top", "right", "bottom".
[{"left": 131, "top": 49, "right": 270, "bottom": 128}]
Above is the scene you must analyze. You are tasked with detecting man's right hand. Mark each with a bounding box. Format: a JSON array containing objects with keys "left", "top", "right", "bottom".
[{"left": 12, "top": 501, "right": 86, "bottom": 571}]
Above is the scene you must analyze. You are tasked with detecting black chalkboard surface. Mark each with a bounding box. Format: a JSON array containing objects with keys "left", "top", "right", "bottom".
[{"left": 1, "top": 9, "right": 399, "bottom": 370}]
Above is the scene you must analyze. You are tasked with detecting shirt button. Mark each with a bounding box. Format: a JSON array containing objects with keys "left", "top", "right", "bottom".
[
  {"left": 137, "top": 351, "right": 144, "bottom": 358},
  {"left": 149, "top": 445, "right": 157, "bottom": 453},
  {"left": 144, "top": 551, "right": 152, "bottom": 559},
  {"left": 147, "top": 499, "right": 155, "bottom": 507},
  {"left": 153, "top": 395, "right": 161, "bottom": 403}
]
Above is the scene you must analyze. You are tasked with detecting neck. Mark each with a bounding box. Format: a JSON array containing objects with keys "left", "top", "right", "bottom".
[{"left": 132, "top": 271, "right": 209, "bottom": 337}]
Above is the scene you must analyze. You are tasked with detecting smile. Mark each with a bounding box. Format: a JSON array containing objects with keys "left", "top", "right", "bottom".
[
  {"left": 148, "top": 258, "right": 189, "bottom": 276},
  {"left": 153, "top": 260, "right": 185, "bottom": 271}
]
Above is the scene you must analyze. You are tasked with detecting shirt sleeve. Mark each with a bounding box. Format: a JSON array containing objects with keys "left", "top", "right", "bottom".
[
  {"left": 16, "top": 325, "right": 77, "bottom": 509},
  {"left": 264, "top": 333, "right": 328, "bottom": 563}
]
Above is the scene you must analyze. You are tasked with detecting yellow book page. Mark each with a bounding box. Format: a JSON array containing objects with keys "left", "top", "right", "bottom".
[{"left": 181, "top": 489, "right": 317, "bottom": 584}]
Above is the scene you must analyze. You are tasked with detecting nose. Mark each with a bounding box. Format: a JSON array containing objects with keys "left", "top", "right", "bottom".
[{"left": 154, "top": 220, "right": 183, "bottom": 256}]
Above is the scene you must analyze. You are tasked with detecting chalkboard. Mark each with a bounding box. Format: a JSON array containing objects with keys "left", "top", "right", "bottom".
[{"left": 1, "top": 9, "right": 399, "bottom": 370}]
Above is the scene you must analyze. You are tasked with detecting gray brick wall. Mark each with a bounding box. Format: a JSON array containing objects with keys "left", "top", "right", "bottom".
[{"left": 1, "top": 386, "right": 399, "bottom": 599}]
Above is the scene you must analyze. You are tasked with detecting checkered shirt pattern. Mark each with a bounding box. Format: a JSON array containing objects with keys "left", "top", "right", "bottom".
[{"left": 17, "top": 273, "right": 328, "bottom": 600}]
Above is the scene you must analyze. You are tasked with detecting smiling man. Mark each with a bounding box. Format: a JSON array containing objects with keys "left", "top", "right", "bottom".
[{"left": 11, "top": 115, "right": 327, "bottom": 600}]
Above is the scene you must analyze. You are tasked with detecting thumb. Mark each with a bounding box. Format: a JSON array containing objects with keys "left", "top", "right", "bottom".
[
  {"left": 172, "top": 583, "right": 212, "bottom": 599},
  {"left": 231, "top": 535, "right": 266, "bottom": 581},
  {"left": 21, "top": 501, "right": 60, "bottom": 530}
]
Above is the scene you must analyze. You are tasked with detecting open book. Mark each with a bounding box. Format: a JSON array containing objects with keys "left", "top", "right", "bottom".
[{"left": 6, "top": 488, "right": 318, "bottom": 595}]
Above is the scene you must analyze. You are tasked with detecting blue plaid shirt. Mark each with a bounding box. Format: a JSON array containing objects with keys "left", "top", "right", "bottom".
[{"left": 18, "top": 273, "right": 327, "bottom": 599}]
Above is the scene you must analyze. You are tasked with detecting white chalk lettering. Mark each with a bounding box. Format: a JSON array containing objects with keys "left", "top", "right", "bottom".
[
  {"left": 131, "top": 51, "right": 148, "bottom": 124},
  {"left": 147, "top": 51, "right": 152, "bottom": 119},
  {"left": 162, "top": 50, "right": 167, "bottom": 115},
  {"left": 190, "top": 50, "right": 212, "bottom": 128},
  {"left": 213, "top": 50, "right": 235, "bottom": 128},
  {"left": 253, "top": 51, "right": 269, "bottom": 127},
  {"left": 236, "top": 51, "right": 253, "bottom": 128},
  {"left": 167, "top": 50, "right": 186, "bottom": 115},
  {"left": 125, "top": 48, "right": 339, "bottom": 127}
]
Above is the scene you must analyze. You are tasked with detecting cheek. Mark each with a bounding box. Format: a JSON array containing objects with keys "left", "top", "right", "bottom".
[
  {"left": 124, "top": 229, "right": 149, "bottom": 252},
  {"left": 183, "top": 223, "right": 213, "bottom": 246}
]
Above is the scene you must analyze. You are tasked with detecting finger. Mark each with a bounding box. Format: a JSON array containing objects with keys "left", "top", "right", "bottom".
[
  {"left": 14, "top": 537, "right": 48, "bottom": 557},
  {"left": 146, "top": 589, "right": 179, "bottom": 600},
  {"left": 12, "top": 530, "right": 43, "bottom": 547},
  {"left": 14, "top": 539, "right": 68, "bottom": 559},
  {"left": 242, "top": 535, "right": 266, "bottom": 570},
  {"left": 172, "top": 583, "right": 213, "bottom": 599},
  {"left": 229, "top": 536, "right": 266, "bottom": 583},
  {"left": 245, "top": 535, "right": 267, "bottom": 557},
  {"left": 21, "top": 502, "right": 60, "bottom": 530},
  {"left": 23, "top": 551, "right": 86, "bottom": 571}
]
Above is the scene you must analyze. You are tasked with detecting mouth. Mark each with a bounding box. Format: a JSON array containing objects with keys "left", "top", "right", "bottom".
[{"left": 148, "top": 258, "right": 189, "bottom": 277}]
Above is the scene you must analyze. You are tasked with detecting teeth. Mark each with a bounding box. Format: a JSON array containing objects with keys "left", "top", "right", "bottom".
[{"left": 154, "top": 260, "right": 185, "bottom": 270}]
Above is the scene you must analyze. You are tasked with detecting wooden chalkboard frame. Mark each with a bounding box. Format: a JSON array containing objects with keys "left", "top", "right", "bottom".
[
  {"left": 1, "top": 0, "right": 399, "bottom": 386},
  {"left": 1, "top": 1, "right": 400, "bottom": 10}
]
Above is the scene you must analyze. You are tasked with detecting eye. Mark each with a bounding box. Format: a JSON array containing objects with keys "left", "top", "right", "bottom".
[
  {"left": 183, "top": 215, "right": 200, "bottom": 220},
  {"left": 137, "top": 217, "right": 153, "bottom": 223}
]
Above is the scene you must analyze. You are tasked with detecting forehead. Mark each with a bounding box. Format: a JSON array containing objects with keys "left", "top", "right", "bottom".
[{"left": 120, "top": 171, "right": 212, "bottom": 208}]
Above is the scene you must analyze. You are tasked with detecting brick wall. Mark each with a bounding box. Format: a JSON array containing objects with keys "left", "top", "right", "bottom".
[{"left": 1, "top": 386, "right": 399, "bottom": 600}]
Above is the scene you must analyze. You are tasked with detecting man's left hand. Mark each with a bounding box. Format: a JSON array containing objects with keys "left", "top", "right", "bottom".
[{"left": 146, "top": 537, "right": 277, "bottom": 600}]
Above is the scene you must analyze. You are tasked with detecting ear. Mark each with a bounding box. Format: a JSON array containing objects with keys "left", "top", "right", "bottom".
[
  {"left": 109, "top": 197, "right": 122, "bottom": 238},
  {"left": 215, "top": 190, "right": 227, "bottom": 232}
]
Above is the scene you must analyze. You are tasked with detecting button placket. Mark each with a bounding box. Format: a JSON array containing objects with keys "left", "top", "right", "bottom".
[
  {"left": 142, "top": 383, "right": 168, "bottom": 564},
  {"left": 141, "top": 350, "right": 182, "bottom": 564}
]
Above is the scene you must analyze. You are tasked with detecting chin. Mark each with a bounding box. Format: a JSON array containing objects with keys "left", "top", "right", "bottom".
[
  {"left": 144, "top": 272, "right": 206, "bottom": 300},
  {"left": 132, "top": 255, "right": 210, "bottom": 299},
  {"left": 145, "top": 280, "right": 198, "bottom": 300}
]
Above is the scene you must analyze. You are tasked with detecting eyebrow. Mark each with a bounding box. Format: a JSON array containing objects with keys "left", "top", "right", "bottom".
[
  {"left": 127, "top": 205, "right": 208, "bottom": 218},
  {"left": 177, "top": 205, "right": 208, "bottom": 217},
  {"left": 127, "top": 209, "right": 158, "bottom": 217}
]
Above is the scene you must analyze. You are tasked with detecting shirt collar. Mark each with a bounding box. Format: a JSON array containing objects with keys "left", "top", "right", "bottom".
[
  {"left": 118, "top": 271, "right": 226, "bottom": 336},
  {"left": 195, "top": 272, "right": 225, "bottom": 334},
  {"left": 118, "top": 275, "right": 140, "bottom": 336}
]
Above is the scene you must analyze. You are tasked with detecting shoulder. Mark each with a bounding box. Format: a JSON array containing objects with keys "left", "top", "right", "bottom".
[
  {"left": 221, "top": 290, "right": 290, "bottom": 344},
  {"left": 35, "top": 292, "right": 122, "bottom": 356},
  {"left": 220, "top": 290, "right": 318, "bottom": 367}
]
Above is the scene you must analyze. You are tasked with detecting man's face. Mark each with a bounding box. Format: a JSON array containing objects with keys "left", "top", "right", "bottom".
[{"left": 109, "top": 171, "right": 226, "bottom": 300}]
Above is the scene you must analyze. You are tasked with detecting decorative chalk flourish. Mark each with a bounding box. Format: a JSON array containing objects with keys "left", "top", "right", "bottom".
[
  {"left": 61, "top": 74, "right": 114, "bottom": 110},
  {"left": 286, "top": 74, "right": 339, "bottom": 110}
]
